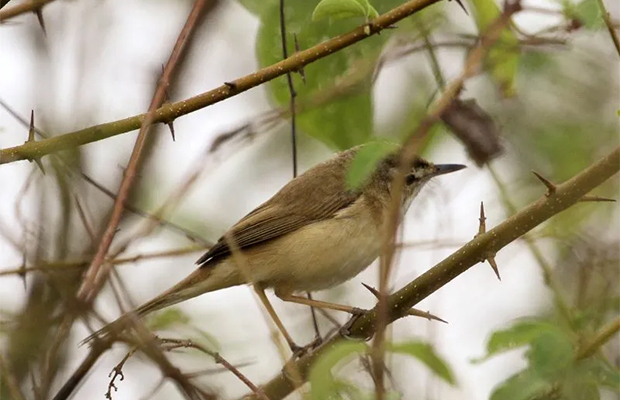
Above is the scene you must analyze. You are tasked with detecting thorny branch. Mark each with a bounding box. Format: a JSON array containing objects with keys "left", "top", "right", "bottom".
[
  {"left": 241, "top": 147, "right": 619, "bottom": 400},
  {"left": 373, "top": 2, "right": 522, "bottom": 398},
  {"left": 0, "top": 0, "right": 443, "bottom": 165}
]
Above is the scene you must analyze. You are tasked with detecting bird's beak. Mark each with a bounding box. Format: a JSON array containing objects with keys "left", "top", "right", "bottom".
[{"left": 433, "top": 163, "right": 467, "bottom": 177}]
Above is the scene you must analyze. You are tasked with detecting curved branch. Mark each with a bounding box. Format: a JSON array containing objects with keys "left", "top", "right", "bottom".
[
  {"left": 241, "top": 146, "right": 620, "bottom": 400},
  {"left": 0, "top": 0, "right": 442, "bottom": 165}
]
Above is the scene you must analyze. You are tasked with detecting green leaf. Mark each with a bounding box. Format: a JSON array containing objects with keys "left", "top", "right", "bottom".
[
  {"left": 146, "top": 308, "right": 191, "bottom": 332},
  {"left": 474, "top": 319, "right": 564, "bottom": 362},
  {"left": 571, "top": 0, "right": 604, "bottom": 30},
  {"left": 254, "top": 0, "right": 405, "bottom": 150},
  {"left": 309, "top": 341, "right": 368, "bottom": 400},
  {"left": 526, "top": 329, "right": 575, "bottom": 380},
  {"left": 346, "top": 141, "right": 398, "bottom": 189},
  {"left": 312, "top": 0, "right": 378, "bottom": 22},
  {"left": 490, "top": 369, "right": 553, "bottom": 400},
  {"left": 466, "top": 0, "right": 519, "bottom": 96},
  {"left": 388, "top": 341, "right": 456, "bottom": 385}
]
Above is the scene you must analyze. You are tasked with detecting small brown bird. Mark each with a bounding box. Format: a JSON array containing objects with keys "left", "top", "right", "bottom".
[{"left": 85, "top": 146, "right": 465, "bottom": 349}]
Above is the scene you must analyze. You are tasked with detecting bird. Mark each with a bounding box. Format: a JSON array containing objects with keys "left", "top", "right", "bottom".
[{"left": 83, "top": 145, "right": 465, "bottom": 350}]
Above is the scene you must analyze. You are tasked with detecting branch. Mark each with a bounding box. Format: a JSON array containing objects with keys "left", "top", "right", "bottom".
[
  {"left": 241, "top": 146, "right": 619, "bottom": 400},
  {"left": 75, "top": 0, "right": 214, "bottom": 306},
  {"left": 0, "top": 0, "right": 56, "bottom": 21},
  {"left": 576, "top": 317, "right": 620, "bottom": 360},
  {"left": 0, "top": 0, "right": 443, "bottom": 165}
]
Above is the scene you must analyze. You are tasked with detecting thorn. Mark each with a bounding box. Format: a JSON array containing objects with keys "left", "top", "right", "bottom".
[
  {"left": 407, "top": 308, "right": 449, "bottom": 324},
  {"left": 362, "top": 282, "right": 380, "bottom": 297},
  {"left": 34, "top": 158, "right": 46, "bottom": 174},
  {"left": 474, "top": 204, "right": 500, "bottom": 280},
  {"left": 34, "top": 8, "right": 46, "bottom": 35},
  {"left": 450, "top": 0, "right": 469, "bottom": 15},
  {"left": 224, "top": 81, "right": 237, "bottom": 90},
  {"left": 532, "top": 170, "right": 556, "bottom": 196},
  {"left": 361, "top": 283, "right": 447, "bottom": 323},
  {"left": 25, "top": 110, "right": 45, "bottom": 173},
  {"left": 477, "top": 201, "right": 486, "bottom": 236},
  {"left": 167, "top": 121, "right": 175, "bottom": 141},
  {"left": 27, "top": 110, "right": 35, "bottom": 142},
  {"left": 579, "top": 195, "right": 616, "bottom": 203},
  {"left": 293, "top": 34, "right": 306, "bottom": 85},
  {"left": 20, "top": 255, "right": 27, "bottom": 290},
  {"left": 487, "top": 256, "right": 501, "bottom": 281}
]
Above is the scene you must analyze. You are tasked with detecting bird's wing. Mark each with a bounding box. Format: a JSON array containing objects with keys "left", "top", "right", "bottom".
[{"left": 197, "top": 151, "right": 361, "bottom": 267}]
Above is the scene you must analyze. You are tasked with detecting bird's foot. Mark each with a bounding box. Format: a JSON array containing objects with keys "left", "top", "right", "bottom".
[{"left": 287, "top": 335, "right": 322, "bottom": 359}]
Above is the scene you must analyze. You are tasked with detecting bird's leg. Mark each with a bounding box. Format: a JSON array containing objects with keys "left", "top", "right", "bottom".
[
  {"left": 275, "top": 289, "right": 368, "bottom": 316},
  {"left": 253, "top": 285, "right": 303, "bottom": 353}
]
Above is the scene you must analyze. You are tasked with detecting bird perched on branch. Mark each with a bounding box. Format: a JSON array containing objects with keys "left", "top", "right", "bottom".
[{"left": 84, "top": 145, "right": 465, "bottom": 351}]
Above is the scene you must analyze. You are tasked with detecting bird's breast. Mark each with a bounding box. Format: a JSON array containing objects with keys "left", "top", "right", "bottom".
[{"left": 249, "top": 196, "right": 382, "bottom": 292}]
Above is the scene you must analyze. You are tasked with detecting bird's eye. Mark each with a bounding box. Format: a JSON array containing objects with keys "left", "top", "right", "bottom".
[{"left": 406, "top": 174, "right": 417, "bottom": 185}]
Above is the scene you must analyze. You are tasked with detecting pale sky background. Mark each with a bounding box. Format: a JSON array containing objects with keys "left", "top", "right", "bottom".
[{"left": 0, "top": 1, "right": 617, "bottom": 399}]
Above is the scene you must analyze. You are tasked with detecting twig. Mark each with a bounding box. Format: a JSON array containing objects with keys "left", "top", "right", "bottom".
[
  {"left": 78, "top": 172, "right": 211, "bottom": 245},
  {"left": 0, "top": 246, "right": 206, "bottom": 277},
  {"left": 279, "top": 0, "right": 319, "bottom": 347},
  {"left": 0, "top": 100, "right": 208, "bottom": 245},
  {"left": 160, "top": 339, "right": 269, "bottom": 400},
  {"left": 76, "top": 0, "right": 212, "bottom": 306},
  {"left": 51, "top": 3, "right": 218, "bottom": 400},
  {"left": 372, "top": 3, "right": 522, "bottom": 398},
  {"left": 106, "top": 347, "right": 137, "bottom": 400},
  {"left": 576, "top": 317, "right": 620, "bottom": 360},
  {"left": 0, "top": 0, "right": 443, "bottom": 165},
  {"left": 596, "top": 0, "right": 620, "bottom": 57}
]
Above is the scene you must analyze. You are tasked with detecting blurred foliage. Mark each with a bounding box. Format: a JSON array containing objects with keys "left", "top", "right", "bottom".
[
  {"left": 312, "top": 0, "right": 379, "bottom": 22},
  {"left": 238, "top": 0, "right": 448, "bottom": 150},
  {"left": 467, "top": 0, "right": 519, "bottom": 96},
  {"left": 308, "top": 339, "right": 454, "bottom": 399},
  {"left": 476, "top": 319, "right": 619, "bottom": 400},
  {"left": 387, "top": 341, "right": 456, "bottom": 385},
  {"left": 345, "top": 140, "right": 398, "bottom": 188}
]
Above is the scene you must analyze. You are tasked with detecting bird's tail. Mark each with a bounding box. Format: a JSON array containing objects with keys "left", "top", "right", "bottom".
[{"left": 81, "top": 265, "right": 237, "bottom": 345}]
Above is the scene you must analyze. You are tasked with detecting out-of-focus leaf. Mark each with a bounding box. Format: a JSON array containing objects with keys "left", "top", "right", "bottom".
[
  {"left": 346, "top": 140, "right": 398, "bottom": 188},
  {"left": 567, "top": 0, "right": 604, "bottom": 31},
  {"left": 254, "top": 0, "right": 408, "bottom": 150},
  {"left": 562, "top": 374, "right": 601, "bottom": 400},
  {"left": 441, "top": 98, "right": 503, "bottom": 166},
  {"left": 308, "top": 341, "right": 367, "bottom": 400},
  {"left": 577, "top": 358, "right": 620, "bottom": 392},
  {"left": 388, "top": 341, "right": 456, "bottom": 385},
  {"left": 490, "top": 370, "right": 553, "bottom": 400},
  {"left": 235, "top": 0, "right": 278, "bottom": 16},
  {"left": 312, "top": 0, "right": 378, "bottom": 22},
  {"left": 146, "top": 308, "right": 191, "bottom": 332},
  {"left": 527, "top": 329, "right": 575, "bottom": 380},
  {"left": 474, "top": 319, "right": 564, "bottom": 362},
  {"left": 466, "top": 0, "right": 519, "bottom": 96}
]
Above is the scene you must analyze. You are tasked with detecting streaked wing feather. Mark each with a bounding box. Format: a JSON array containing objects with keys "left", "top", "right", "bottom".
[{"left": 196, "top": 150, "right": 361, "bottom": 267}]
